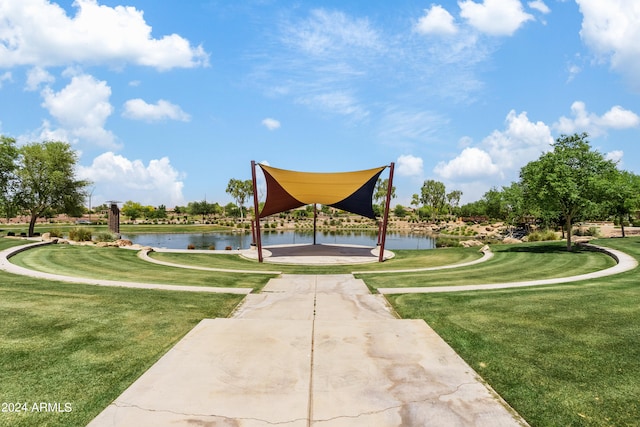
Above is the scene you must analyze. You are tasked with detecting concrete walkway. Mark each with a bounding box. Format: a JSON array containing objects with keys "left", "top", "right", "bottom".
[{"left": 88, "top": 274, "right": 528, "bottom": 426}]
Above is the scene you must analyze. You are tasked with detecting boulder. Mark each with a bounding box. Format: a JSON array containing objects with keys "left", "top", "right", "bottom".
[
  {"left": 502, "top": 237, "right": 522, "bottom": 244},
  {"left": 460, "top": 239, "right": 484, "bottom": 247}
]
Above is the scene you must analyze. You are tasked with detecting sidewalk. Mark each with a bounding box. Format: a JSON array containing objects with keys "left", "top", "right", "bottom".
[{"left": 87, "top": 274, "right": 529, "bottom": 426}]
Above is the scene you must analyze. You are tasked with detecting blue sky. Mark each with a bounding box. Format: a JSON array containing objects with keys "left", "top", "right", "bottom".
[{"left": 1, "top": 0, "right": 639, "bottom": 208}]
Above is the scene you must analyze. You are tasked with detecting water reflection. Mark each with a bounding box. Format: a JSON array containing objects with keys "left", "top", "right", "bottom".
[{"left": 122, "top": 230, "right": 435, "bottom": 250}]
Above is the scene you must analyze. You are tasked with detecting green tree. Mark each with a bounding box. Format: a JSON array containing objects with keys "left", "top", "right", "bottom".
[
  {"left": 606, "top": 170, "right": 640, "bottom": 237},
  {"left": 225, "top": 178, "right": 253, "bottom": 221},
  {"left": 374, "top": 178, "right": 396, "bottom": 212},
  {"left": 446, "top": 190, "right": 462, "bottom": 215},
  {"left": 520, "top": 133, "right": 616, "bottom": 251},
  {"left": 420, "top": 179, "right": 446, "bottom": 218},
  {"left": 14, "top": 141, "right": 90, "bottom": 236},
  {"left": 121, "top": 201, "right": 144, "bottom": 221},
  {"left": 394, "top": 204, "right": 407, "bottom": 218},
  {"left": 0, "top": 136, "right": 19, "bottom": 219}
]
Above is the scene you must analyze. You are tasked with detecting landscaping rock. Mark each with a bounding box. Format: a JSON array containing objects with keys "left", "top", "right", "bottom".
[
  {"left": 502, "top": 237, "right": 522, "bottom": 244},
  {"left": 460, "top": 239, "right": 484, "bottom": 247}
]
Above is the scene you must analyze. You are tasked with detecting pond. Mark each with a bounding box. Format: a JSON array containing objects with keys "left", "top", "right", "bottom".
[{"left": 122, "top": 230, "right": 436, "bottom": 250}]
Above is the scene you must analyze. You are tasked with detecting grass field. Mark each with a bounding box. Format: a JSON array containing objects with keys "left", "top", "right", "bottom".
[
  {"left": 9, "top": 244, "right": 275, "bottom": 290},
  {"left": 1, "top": 237, "right": 637, "bottom": 426},
  {"left": 359, "top": 241, "right": 616, "bottom": 288},
  {"left": 0, "top": 275, "right": 244, "bottom": 427},
  {"left": 148, "top": 245, "right": 484, "bottom": 274},
  {"left": 386, "top": 237, "right": 640, "bottom": 427}
]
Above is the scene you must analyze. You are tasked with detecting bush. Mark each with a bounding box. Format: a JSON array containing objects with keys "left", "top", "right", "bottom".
[
  {"left": 68, "top": 227, "right": 92, "bottom": 241},
  {"left": 436, "top": 237, "right": 462, "bottom": 248},
  {"left": 527, "top": 229, "right": 558, "bottom": 242},
  {"left": 94, "top": 231, "right": 117, "bottom": 242},
  {"left": 49, "top": 228, "right": 64, "bottom": 238},
  {"left": 574, "top": 226, "right": 600, "bottom": 237}
]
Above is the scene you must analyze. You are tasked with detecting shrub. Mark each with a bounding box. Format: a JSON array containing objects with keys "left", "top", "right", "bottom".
[
  {"left": 527, "top": 229, "right": 558, "bottom": 242},
  {"left": 49, "top": 228, "right": 64, "bottom": 238},
  {"left": 68, "top": 227, "right": 92, "bottom": 241},
  {"left": 574, "top": 226, "right": 600, "bottom": 237},
  {"left": 436, "top": 237, "right": 462, "bottom": 248},
  {"left": 94, "top": 231, "right": 117, "bottom": 242}
]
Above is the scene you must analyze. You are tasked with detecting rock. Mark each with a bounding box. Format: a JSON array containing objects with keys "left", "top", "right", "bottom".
[
  {"left": 42, "top": 232, "right": 51, "bottom": 240},
  {"left": 460, "top": 239, "right": 484, "bottom": 247},
  {"left": 502, "top": 237, "right": 521, "bottom": 244},
  {"left": 115, "top": 239, "right": 133, "bottom": 247}
]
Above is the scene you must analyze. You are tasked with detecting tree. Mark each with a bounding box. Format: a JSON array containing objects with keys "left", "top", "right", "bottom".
[
  {"left": 420, "top": 179, "right": 446, "bottom": 218},
  {"left": 0, "top": 136, "right": 19, "bottom": 218},
  {"left": 225, "top": 178, "right": 253, "bottom": 221},
  {"left": 606, "top": 170, "right": 640, "bottom": 237},
  {"left": 14, "top": 141, "right": 90, "bottom": 236},
  {"left": 121, "top": 200, "right": 144, "bottom": 221},
  {"left": 394, "top": 204, "right": 408, "bottom": 218},
  {"left": 374, "top": 178, "right": 396, "bottom": 212},
  {"left": 520, "top": 133, "right": 616, "bottom": 251},
  {"left": 446, "top": 190, "right": 462, "bottom": 215}
]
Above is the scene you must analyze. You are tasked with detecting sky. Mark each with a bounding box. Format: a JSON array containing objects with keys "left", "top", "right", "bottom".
[{"left": 0, "top": 0, "right": 639, "bottom": 209}]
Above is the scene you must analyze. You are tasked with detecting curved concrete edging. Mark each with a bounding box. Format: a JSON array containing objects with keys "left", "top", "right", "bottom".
[
  {"left": 138, "top": 248, "right": 281, "bottom": 275},
  {"left": 354, "top": 245, "right": 493, "bottom": 275},
  {"left": 377, "top": 243, "right": 638, "bottom": 295},
  {"left": 0, "top": 241, "right": 251, "bottom": 295}
]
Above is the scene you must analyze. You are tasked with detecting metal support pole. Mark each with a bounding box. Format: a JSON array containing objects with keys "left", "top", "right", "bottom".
[
  {"left": 378, "top": 162, "right": 394, "bottom": 262},
  {"left": 251, "top": 161, "right": 263, "bottom": 262},
  {"left": 313, "top": 204, "right": 317, "bottom": 245}
]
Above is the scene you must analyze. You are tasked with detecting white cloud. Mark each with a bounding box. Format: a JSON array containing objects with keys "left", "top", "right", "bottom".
[
  {"left": 576, "top": 0, "right": 640, "bottom": 88},
  {"left": 40, "top": 73, "right": 118, "bottom": 149},
  {"left": 434, "top": 147, "right": 500, "bottom": 179},
  {"left": 554, "top": 101, "right": 640, "bottom": 137},
  {"left": 484, "top": 110, "right": 553, "bottom": 170},
  {"left": 0, "top": 0, "right": 209, "bottom": 70},
  {"left": 283, "top": 9, "right": 381, "bottom": 57},
  {"left": 297, "top": 91, "right": 369, "bottom": 120},
  {"left": 606, "top": 150, "right": 624, "bottom": 165},
  {"left": 528, "top": 0, "right": 550, "bottom": 14},
  {"left": 25, "top": 67, "right": 54, "bottom": 91},
  {"left": 77, "top": 152, "right": 186, "bottom": 207},
  {"left": 396, "top": 154, "right": 424, "bottom": 177},
  {"left": 415, "top": 5, "right": 458, "bottom": 35},
  {"left": 459, "top": 0, "right": 534, "bottom": 36},
  {"left": 261, "top": 118, "right": 281, "bottom": 130},
  {"left": 434, "top": 109, "right": 552, "bottom": 183},
  {"left": 122, "top": 99, "right": 190, "bottom": 122}
]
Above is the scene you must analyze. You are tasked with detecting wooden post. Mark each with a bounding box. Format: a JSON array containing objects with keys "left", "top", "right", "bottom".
[
  {"left": 378, "top": 162, "right": 394, "bottom": 262},
  {"left": 251, "top": 161, "right": 263, "bottom": 262}
]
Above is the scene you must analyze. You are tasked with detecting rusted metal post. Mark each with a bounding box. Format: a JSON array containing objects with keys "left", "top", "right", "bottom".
[
  {"left": 378, "top": 162, "right": 394, "bottom": 262},
  {"left": 251, "top": 161, "right": 263, "bottom": 262}
]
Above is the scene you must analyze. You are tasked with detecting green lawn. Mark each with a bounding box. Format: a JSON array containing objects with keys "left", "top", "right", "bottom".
[
  {"left": 360, "top": 241, "right": 616, "bottom": 289},
  {"left": 1, "top": 237, "right": 636, "bottom": 426},
  {"left": 9, "top": 244, "right": 275, "bottom": 290},
  {"left": 386, "top": 237, "right": 640, "bottom": 427},
  {"left": 148, "top": 246, "right": 484, "bottom": 274},
  {"left": 0, "top": 276, "right": 244, "bottom": 427}
]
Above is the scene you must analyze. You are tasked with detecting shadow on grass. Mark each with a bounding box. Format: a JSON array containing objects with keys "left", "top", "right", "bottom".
[{"left": 501, "top": 243, "right": 585, "bottom": 254}]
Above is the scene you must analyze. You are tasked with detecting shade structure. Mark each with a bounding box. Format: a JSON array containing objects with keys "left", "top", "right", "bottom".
[
  {"left": 251, "top": 161, "right": 394, "bottom": 263},
  {"left": 257, "top": 164, "right": 386, "bottom": 219},
  {"left": 259, "top": 164, "right": 386, "bottom": 218}
]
